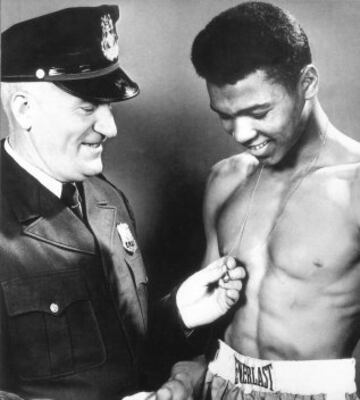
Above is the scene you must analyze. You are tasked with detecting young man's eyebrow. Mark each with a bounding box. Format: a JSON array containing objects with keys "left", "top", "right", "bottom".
[{"left": 210, "top": 103, "right": 271, "bottom": 116}]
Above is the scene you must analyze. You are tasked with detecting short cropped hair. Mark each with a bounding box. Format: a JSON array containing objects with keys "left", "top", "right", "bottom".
[{"left": 191, "top": 1, "right": 312, "bottom": 89}]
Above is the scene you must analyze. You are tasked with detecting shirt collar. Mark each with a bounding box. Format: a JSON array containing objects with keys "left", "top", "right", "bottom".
[{"left": 4, "top": 138, "right": 63, "bottom": 198}]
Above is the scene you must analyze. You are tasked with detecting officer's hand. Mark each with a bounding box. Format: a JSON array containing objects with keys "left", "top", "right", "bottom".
[
  {"left": 0, "top": 391, "right": 25, "bottom": 400},
  {"left": 122, "top": 358, "right": 206, "bottom": 400},
  {"left": 153, "top": 377, "right": 192, "bottom": 400},
  {"left": 153, "top": 357, "right": 207, "bottom": 400},
  {"left": 176, "top": 256, "right": 246, "bottom": 328},
  {"left": 122, "top": 391, "right": 154, "bottom": 400},
  {"left": 122, "top": 383, "right": 190, "bottom": 400}
]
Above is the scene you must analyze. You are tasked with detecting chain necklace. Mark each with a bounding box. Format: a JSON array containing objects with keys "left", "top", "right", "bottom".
[
  {"left": 227, "top": 119, "right": 329, "bottom": 257},
  {"left": 227, "top": 162, "right": 264, "bottom": 256}
]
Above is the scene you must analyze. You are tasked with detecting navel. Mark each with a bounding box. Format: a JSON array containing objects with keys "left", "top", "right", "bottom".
[{"left": 313, "top": 259, "right": 323, "bottom": 268}]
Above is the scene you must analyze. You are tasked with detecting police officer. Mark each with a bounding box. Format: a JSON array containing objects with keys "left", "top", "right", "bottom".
[{"left": 0, "top": 5, "right": 245, "bottom": 400}]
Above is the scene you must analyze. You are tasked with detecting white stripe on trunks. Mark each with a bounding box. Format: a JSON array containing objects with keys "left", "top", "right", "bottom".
[{"left": 208, "top": 340, "right": 356, "bottom": 400}]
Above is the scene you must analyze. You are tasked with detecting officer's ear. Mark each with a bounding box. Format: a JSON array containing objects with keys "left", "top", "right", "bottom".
[
  {"left": 11, "top": 91, "right": 33, "bottom": 131},
  {"left": 297, "top": 64, "right": 319, "bottom": 100}
]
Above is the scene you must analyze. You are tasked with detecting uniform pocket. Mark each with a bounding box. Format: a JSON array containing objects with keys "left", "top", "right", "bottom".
[{"left": 2, "top": 269, "right": 106, "bottom": 380}]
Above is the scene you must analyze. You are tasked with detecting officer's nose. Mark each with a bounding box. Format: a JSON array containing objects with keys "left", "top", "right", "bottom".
[
  {"left": 93, "top": 104, "right": 117, "bottom": 138},
  {"left": 231, "top": 117, "right": 257, "bottom": 145}
]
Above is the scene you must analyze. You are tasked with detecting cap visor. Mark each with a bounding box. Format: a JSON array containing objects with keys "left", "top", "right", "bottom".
[{"left": 53, "top": 67, "right": 139, "bottom": 102}]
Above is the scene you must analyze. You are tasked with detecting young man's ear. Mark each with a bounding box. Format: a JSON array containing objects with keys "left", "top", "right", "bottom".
[
  {"left": 11, "top": 92, "right": 33, "bottom": 131},
  {"left": 298, "top": 64, "right": 319, "bottom": 99}
]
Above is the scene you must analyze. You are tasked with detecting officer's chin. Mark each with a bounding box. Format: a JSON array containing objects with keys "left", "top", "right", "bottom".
[
  {"left": 84, "top": 161, "right": 104, "bottom": 179},
  {"left": 66, "top": 162, "right": 103, "bottom": 182}
]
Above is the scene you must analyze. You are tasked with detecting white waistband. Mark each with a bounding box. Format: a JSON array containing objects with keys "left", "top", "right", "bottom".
[{"left": 208, "top": 340, "right": 356, "bottom": 400}]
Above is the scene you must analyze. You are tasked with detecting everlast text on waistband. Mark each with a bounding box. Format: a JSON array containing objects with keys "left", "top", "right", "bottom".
[{"left": 234, "top": 356, "right": 274, "bottom": 391}]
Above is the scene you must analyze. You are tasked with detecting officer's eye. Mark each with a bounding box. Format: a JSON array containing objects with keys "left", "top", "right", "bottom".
[
  {"left": 79, "top": 103, "right": 97, "bottom": 113},
  {"left": 252, "top": 111, "right": 269, "bottom": 120},
  {"left": 78, "top": 101, "right": 98, "bottom": 114},
  {"left": 219, "top": 113, "right": 232, "bottom": 121}
]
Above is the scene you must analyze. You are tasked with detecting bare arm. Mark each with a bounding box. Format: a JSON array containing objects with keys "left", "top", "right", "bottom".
[
  {"left": 171, "top": 155, "right": 259, "bottom": 329},
  {"left": 201, "top": 153, "right": 259, "bottom": 267}
]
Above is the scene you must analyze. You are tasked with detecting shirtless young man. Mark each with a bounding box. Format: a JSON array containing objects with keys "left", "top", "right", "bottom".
[{"left": 189, "top": 2, "right": 360, "bottom": 399}]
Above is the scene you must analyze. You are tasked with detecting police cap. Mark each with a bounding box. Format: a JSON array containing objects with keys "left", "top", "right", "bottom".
[{"left": 1, "top": 5, "right": 139, "bottom": 102}]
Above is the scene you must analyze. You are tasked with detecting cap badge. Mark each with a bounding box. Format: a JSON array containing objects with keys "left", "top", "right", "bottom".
[
  {"left": 117, "top": 223, "right": 138, "bottom": 254},
  {"left": 101, "top": 14, "right": 119, "bottom": 62}
]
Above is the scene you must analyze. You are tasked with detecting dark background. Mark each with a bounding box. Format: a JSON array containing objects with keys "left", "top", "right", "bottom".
[{"left": 1, "top": 0, "right": 360, "bottom": 386}]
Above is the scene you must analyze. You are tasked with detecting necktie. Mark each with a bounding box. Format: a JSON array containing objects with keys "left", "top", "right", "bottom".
[{"left": 61, "top": 182, "right": 84, "bottom": 219}]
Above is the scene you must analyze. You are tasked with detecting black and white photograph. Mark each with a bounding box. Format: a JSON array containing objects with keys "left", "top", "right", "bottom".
[{"left": 1, "top": 1, "right": 359, "bottom": 399}]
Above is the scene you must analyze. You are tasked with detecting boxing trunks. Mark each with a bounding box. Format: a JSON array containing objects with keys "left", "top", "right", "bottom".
[{"left": 203, "top": 340, "right": 358, "bottom": 400}]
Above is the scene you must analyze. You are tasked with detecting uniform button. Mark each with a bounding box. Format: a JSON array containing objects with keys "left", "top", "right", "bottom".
[
  {"left": 35, "top": 68, "right": 45, "bottom": 79},
  {"left": 50, "top": 303, "right": 59, "bottom": 314}
]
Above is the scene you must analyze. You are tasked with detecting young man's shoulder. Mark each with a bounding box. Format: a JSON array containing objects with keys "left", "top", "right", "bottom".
[
  {"left": 204, "top": 152, "right": 259, "bottom": 213},
  {"left": 321, "top": 131, "right": 360, "bottom": 224},
  {"left": 328, "top": 129, "right": 360, "bottom": 164},
  {"left": 208, "top": 152, "right": 259, "bottom": 188}
]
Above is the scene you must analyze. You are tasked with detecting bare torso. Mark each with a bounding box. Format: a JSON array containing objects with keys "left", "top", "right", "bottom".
[{"left": 205, "top": 131, "right": 360, "bottom": 360}]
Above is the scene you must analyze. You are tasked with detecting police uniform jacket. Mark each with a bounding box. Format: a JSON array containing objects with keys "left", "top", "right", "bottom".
[{"left": 0, "top": 141, "right": 177, "bottom": 400}]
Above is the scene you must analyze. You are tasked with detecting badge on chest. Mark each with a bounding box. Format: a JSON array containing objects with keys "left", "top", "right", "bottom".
[{"left": 117, "top": 223, "right": 138, "bottom": 255}]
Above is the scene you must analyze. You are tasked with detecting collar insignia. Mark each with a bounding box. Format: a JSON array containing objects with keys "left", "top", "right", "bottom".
[
  {"left": 101, "top": 13, "right": 119, "bottom": 61},
  {"left": 117, "top": 223, "right": 138, "bottom": 254}
]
